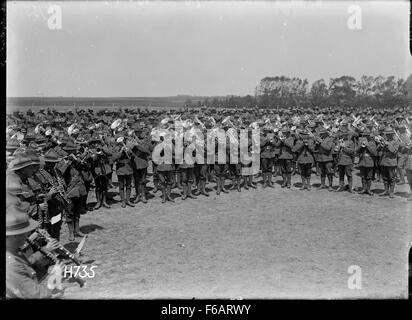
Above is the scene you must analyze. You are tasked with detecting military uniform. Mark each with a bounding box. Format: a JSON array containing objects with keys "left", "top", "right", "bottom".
[
  {"left": 315, "top": 133, "right": 335, "bottom": 190},
  {"left": 131, "top": 138, "right": 152, "bottom": 203},
  {"left": 356, "top": 136, "right": 377, "bottom": 195},
  {"left": 336, "top": 134, "right": 355, "bottom": 192},
  {"left": 113, "top": 144, "right": 135, "bottom": 208},
  {"left": 278, "top": 132, "right": 294, "bottom": 188},
  {"left": 378, "top": 135, "right": 399, "bottom": 198},
  {"left": 292, "top": 135, "right": 315, "bottom": 190}
]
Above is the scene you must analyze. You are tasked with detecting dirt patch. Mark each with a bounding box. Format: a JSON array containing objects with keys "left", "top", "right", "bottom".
[{"left": 62, "top": 173, "right": 411, "bottom": 299}]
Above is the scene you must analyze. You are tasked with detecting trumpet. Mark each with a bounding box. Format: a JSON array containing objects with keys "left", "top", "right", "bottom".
[
  {"left": 374, "top": 135, "right": 388, "bottom": 145},
  {"left": 116, "top": 136, "right": 131, "bottom": 159}
]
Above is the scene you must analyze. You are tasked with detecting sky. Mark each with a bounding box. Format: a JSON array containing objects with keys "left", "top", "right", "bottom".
[{"left": 7, "top": 0, "right": 411, "bottom": 97}]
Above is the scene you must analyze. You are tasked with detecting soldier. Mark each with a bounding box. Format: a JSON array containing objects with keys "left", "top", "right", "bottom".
[
  {"left": 335, "top": 128, "right": 355, "bottom": 193},
  {"left": 292, "top": 131, "right": 315, "bottom": 190},
  {"left": 131, "top": 130, "right": 152, "bottom": 204},
  {"left": 57, "top": 142, "right": 87, "bottom": 241},
  {"left": 6, "top": 155, "right": 46, "bottom": 219},
  {"left": 260, "top": 128, "right": 276, "bottom": 188},
  {"left": 278, "top": 127, "right": 294, "bottom": 189},
  {"left": 156, "top": 134, "right": 176, "bottom": 203},
  {"left": 6, "top": 206, "right": 64, "bottom": 299},
  {"left": 356, "top": 131, "right": 377, "bottom": 195},
  {"left": 396, "top": 125, "right": 408, "bottom": 185},
  {"left": 89, "top": 138, "right": 112, "bottom": 210},
  {"left": 178, "top": 140, "right": 197, "bottom": 200},
  {"left": 113, "top": 138, "right": 135, "bottom": 208},
  {"left": 193, "top": 134, "right": 210, "bottom": 197},
  {"left": 34, "top": 149, "right": 67, "bottom": 241},
  {"left": 315, "top": 129, "right": 335, "bottom": 191},
  {"left": 378, "top": 127, "right": 399, "bottom": 198}
]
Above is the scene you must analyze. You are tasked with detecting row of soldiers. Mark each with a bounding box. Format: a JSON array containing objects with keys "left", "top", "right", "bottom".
[{"left": 6, "top": 107, "right": 412, "bottom": 240}]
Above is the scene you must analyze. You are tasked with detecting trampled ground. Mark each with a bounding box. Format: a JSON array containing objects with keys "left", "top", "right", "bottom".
[{"left": 62, "top": 173, "right": 411, "bottom": 299}]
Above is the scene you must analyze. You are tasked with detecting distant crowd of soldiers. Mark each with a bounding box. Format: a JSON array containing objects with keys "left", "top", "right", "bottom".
[{"left": 5, "top": 104, "right": 412, "bottom": 298}]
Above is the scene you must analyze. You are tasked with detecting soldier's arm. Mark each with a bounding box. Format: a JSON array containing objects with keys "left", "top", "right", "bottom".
[
  {"left": 366, "top": 142, "right": 377, "bottom": 156},
  {"left": 342, "top": 141, "right": 355, "bottom": 156},
  {"left": 284, "top": 137, "right": 295, "bottom": 149},
  {"left": 292, "top": 141, "right": 303, "bottom": 153},
  {"left": 320, "top": 139, "right": 333, "bottom": 151},
  {"left": 7, "top": 261, "right": 53, "bottom": 299},
  {"left": 387, "top": 141, "right": 399, "bottom": 154}
]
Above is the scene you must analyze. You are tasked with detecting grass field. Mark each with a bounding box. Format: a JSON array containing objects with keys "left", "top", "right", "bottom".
[{"left": 60, "top": 172, "right": 411, "bottom": 299}]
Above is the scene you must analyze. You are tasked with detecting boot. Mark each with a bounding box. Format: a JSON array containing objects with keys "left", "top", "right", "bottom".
[
  {"left": 133, "top": 186, "right": 141, "bottom": 204},
  {"left": 120, "top": 189, "right": 126, "bottom": 208},
  {"left": 161, "top": 186, "right": 166, "bottom": 203},
  {"left": 397, "top": 169, "right": 406, "bottom": 185},
  {"left": 267, "top": 173, "right": 274, "bottom": 188},
  {"left": 249, "top": 176, "right": 257, "bottom": 189},
  {"left": 286, "top": 174, "right": 291, "bottom": 189},
  {"left": 187, "top": 182, "right": 196, "bottom": 198},
  {"left": 389, "top": 183, "right": 395, "bottom": 198},
  {"left": 359, "top": 178, "right": 366, "bottom": 194},
  {"left": 281, "top": 174, "right": 287, "bottom": 188},
  {"left": 67, "top": 222, "right": 75, "bottom": 241},
  {"left": 153, "top": 180, "right": 159, "bottom": 193},
  {"left": 201, "top": 180, "right": 209, "bottom": 197},
  {"left": 316, "top": 163, "right": 320, "bottom": 176},
  {"left": 299, "top": 176, "right": 306, "bottom": 190},
  {"left": 125, "top": 188, "right": 135, "bottom": 207},
  {"left": 262, "top": 173, "right": 267, "bottom": 188},
  {"left": 141, "top": 185, "right": 147, "bottom": 203},
  {"left": 221, "top": 177, "right": 229, "bottom": 193},
  {"left": 380, "top": 182, "right": 389, "bottom": 196},
  {"left": 102, "top": 192, "right": 111, "bottom": 208},
  {"left": 365, "top": 180, "right": 373, "bottom": 196},
  {"left": 74, "top": 219, "right": 85, "bottom": 237},
  {"left": 328, "top": 176, "right": 334, "bottom": 191},
  {"left": 236, "top": 178, "right": 241, "bottom": 192},
  {"left": 307, "top": 177, "right": 311, "bottom": 191},
  {"left": 317, "top": 176, "right": 325, "bottom": 190},
  {"left": 194, "top": 181, "right": 201, "bottom": 196},
  {"left": 216, "top": 178, "right": 221, "bottom": 195},
  {"left": 336, "top": 180, "right": 345, "bottom": 192},
  {"left": 181, "top": 184, "right": 188, "bottom": 200},
  {"left": 244, "top": 177, "right": 249, "bottom": 190},
  {"left": 348, "top": 177, "right": 353, "bottom": 193},
  {"left": 230, "top": 178, "right": 237, "bottom": 190},
  {"left": 94, "top": 191, "right": 102, "bottom": 210},
  {"left": 166, "top": 185, "right": 174, "bottom": 202}
]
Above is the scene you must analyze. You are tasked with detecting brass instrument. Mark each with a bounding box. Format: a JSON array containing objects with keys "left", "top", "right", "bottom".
[{"left": 116, "top": 136, "right": 131, "bottom": 159}]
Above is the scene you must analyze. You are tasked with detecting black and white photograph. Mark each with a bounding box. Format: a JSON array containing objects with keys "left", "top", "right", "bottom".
[{"left": 4, "top": 0, "right": 412, "bottom": 301}]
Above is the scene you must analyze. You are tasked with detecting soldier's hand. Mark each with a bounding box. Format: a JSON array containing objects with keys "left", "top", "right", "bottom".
[
  {"left": 39, "top": 202, "right": 48, "bottom": 212},
  {"left": 44, "top": 239, "right": 60, "bottom": 251}
]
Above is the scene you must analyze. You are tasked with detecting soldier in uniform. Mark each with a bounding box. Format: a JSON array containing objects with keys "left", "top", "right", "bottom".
[
  {"left": 131, "top": 130, "right": 152, "bottom": 204},
  {"left": 260, "top": 128, "right": 276, "bottom": 188},
  {"left": 315, "top": 129, "right": 335, "bottom": 191},
  {"left": 356, "top": 131, "right": 377, "bottom": 195},
  {"left": 33, "top": 149, "right": 67, "bottom": 241},
  {"left": 89, "top": 138, "right": 112, "bottom": 210},
  {"left": 335, "top": 128, "right": 355, "bottom": 193},
  {"left": 396, "top": 125, "right": 408, "bottom": 185},
  {"left": 378, "top": 127, "right": 399, "bottom": 198},
  {"left": 278, "top": 127, "right": 295, "bottom": 189},
  {"left": 292, "top": 131, "right": 315, "bottom": 190},
  {"left": 155, "top": 134, "right": 176, "bottom": 203},
  {"left": 57, "top": 142, "right": 87, "bottom": 241},
  {"left": 193, "top": 134, "right": 210, "bottom": 197},
  {"left": 113, "top": 137, "right": 135, "bottom": 208},
  {"left": 6, "top": 154, "right": 46, "bottom": 220},
  {"left": 6, "top": 207, "right": 64, "bottom": 299},
  {"left": 178, "top": 140, "right": 197, "bottom": 199}
]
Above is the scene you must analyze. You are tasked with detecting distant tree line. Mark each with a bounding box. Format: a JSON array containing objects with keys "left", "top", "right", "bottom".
[{"left": 185, "top": 74, "right": 412, "bottom": 109}]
